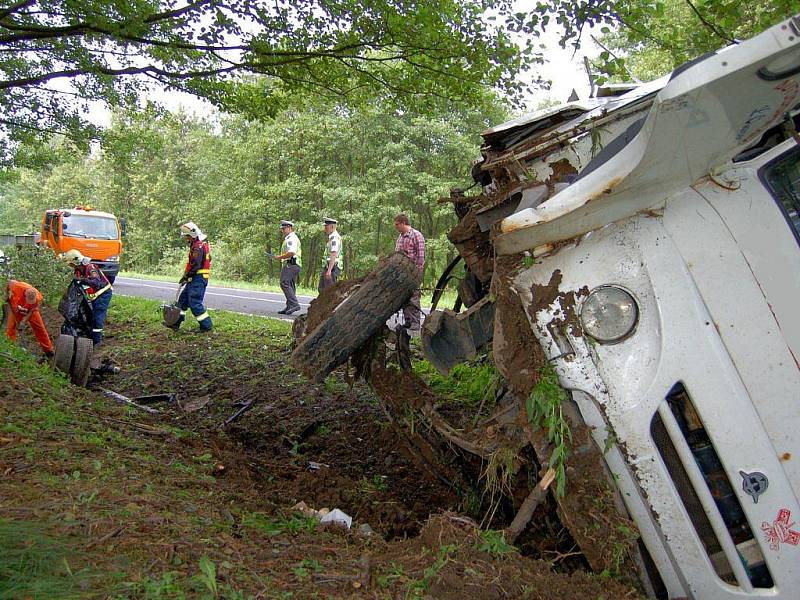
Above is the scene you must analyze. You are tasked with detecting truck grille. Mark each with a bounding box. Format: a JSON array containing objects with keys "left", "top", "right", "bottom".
[{"left": 650, "top": 383, "right": 773, "bottom": 590}]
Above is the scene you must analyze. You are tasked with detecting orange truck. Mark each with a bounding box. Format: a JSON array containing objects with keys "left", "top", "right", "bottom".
[{"left": 39, "top": 206, "right": 124, "bottom": 282}]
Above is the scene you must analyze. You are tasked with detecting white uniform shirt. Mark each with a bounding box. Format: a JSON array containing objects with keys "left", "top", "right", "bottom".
[
  {"left": 281, "top": 231, "right": 301, "bottom": 266},
  {"left": 325, "top": 231, "right": 343, "bottom": 269}
]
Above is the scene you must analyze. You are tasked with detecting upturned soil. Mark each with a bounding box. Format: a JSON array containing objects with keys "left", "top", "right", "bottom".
[{"left": 0, "top": 297, "right": 642, "bottom": 598}]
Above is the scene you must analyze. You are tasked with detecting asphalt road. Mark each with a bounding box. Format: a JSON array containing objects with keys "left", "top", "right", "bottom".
[{"left": 113, "top": 276, "right": 313, "bottom": 321}]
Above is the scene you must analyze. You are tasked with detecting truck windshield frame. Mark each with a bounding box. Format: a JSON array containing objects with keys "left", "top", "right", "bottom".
[
  {"left": 61, "top": 214, "right": 119, "bottom": 240},
  {"left": 760, "top": 146, "right": 800, "bottom": 247}
]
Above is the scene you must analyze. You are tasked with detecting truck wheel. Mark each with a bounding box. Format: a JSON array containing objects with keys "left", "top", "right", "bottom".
[
  {"left": 70, "top": 337, "right": 93, "bottom": 387},
  {"left": 292, "top": 253, "right": 420, "bottom": 382},
  {"left": 52, "top": 334, "right": 75, "bottom": 374}
]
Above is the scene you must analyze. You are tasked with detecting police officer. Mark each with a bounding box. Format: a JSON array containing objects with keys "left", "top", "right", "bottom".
[
  {"left": 319, "top": 217, "right": 342, "bottom": 293},
  {"left": 63, "top": 249, "right": 113, "bottom": 345},
  {"left": 270, "top": 220, "right": 302, "bottom": 315},
  {"left": 171, "top": 222, "right": 213, "bottom": 332}
]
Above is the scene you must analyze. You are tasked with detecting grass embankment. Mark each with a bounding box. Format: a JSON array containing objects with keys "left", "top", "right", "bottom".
[
  {"left": 0, "top": 312, "right": 307, "bottom": 598},
  {"left": 0, "top": 296, "right": 640, "bottom": 599}
]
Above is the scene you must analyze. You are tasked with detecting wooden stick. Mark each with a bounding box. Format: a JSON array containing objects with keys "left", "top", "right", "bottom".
[{"left": 506, "top": 468, "right": 556, "bottom": 543}]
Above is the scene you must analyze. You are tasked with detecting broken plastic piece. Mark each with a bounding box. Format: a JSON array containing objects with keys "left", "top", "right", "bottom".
[{"left": 320, "top": 508, "right": 352, "bottom": 529}]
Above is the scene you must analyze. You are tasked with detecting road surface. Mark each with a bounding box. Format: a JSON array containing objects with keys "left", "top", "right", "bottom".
[{"left": 113, "top": 276, "right": 313, "bottom": 321}]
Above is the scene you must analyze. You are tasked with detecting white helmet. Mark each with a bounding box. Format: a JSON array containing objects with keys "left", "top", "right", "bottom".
[
  {"left": 179, "top": 221, "right": 207, "bottom": 241},
  {"left": 62, "top": 248, "right": 89, "bottom": 266}
]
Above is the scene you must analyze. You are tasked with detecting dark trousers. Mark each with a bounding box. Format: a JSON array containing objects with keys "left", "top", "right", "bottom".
[
  {"left": 402, "top": 288, "right": 422, "bottom": 330},
  {"left": 280, "top": 263, "right": 301, "bottom": 310},
  {"left": 318, "top": 265, "right": 340, "bottom": 293},
  {"left": 90, "top": 289, "right": 113, "bottom": 345},
  {"left": 178, "top": 277, "right": 212, "bottom": 330}
]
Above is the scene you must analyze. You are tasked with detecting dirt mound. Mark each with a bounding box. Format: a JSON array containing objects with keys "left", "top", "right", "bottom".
[{"left": 372, "top": 513, "right": 640, "bottom": 600}]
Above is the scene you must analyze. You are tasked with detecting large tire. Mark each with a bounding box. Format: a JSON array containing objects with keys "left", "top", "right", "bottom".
[
  {"left": 70, "top": 337, "right": 93, "bottom": 387},
  {"left": 52, "top": 334, "right": 75, "bottom": 375},
  {"left": 292, "top": 253, "right": 419, "bottom": 382}
]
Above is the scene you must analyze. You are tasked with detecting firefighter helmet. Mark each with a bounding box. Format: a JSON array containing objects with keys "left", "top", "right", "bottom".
[
  {"left": 179, "top": 221, "right": 207, "bottom": 241},
  {"left": 62, "top": 249, "right": 89, "bottom": 266}
]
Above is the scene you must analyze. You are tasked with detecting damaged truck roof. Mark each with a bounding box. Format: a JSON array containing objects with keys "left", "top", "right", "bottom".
[{"left": 493, "top": 17, "right": 800, "bottom": 256}]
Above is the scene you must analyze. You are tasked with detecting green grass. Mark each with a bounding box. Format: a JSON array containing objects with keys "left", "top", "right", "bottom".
[
  {"left": 0, "top": 519, "right": 94, "bottom": 599},
  {"left": 108, "top": 294, "right": 293, "bottom": 340},
  {"left": 413, "top": 358, "right": 500, "bottom": 409}
]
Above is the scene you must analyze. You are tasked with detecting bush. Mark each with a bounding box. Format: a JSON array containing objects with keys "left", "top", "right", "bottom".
[{"left": 0, "top": 245, "right": 72, "bottom": 304}]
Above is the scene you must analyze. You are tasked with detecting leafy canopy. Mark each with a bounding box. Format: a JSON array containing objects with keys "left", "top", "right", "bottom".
[
  {"left": 514, "top": 0, "right": 800, "bottom": 81},
  {"left": 0, "top": 0, "right": 539, "bottom": 159}
]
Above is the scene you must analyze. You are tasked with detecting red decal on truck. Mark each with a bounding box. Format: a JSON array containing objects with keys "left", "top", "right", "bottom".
[{"left": 762, "top": 508, "right": 800, "bottom": 551}]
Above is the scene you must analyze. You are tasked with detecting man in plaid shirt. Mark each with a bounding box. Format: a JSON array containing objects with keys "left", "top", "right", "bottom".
[{"left": 394, "top": 213, "right": 425, "bottom": 330}]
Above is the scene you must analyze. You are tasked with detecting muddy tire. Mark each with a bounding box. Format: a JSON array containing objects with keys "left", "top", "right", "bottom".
[
  {"left": 70, "top": 337, "right": 93, "bottom": 387},
  {"left": 292, "top": 253, "right": 420, "bottom": 382},
  {"left": 52, "top": 334, "right": 75, "bottom": 374}
]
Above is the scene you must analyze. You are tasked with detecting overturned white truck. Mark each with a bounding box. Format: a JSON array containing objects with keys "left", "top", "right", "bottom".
[
  {"left": 293, "top": 14, "right": 800, "bottom": 599},
  {"left": 459, "top": 15, "right": 800, "bottom": 600}
]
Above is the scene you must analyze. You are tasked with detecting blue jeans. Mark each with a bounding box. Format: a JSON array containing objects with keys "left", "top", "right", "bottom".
[
  {"left": 91, "top": 289, "right": 113, "bottom": 345},
  {"left": 178, "top": 277, "right": 212, "bottom": 330}
]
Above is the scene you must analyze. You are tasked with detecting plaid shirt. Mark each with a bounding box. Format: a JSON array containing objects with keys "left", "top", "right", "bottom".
[{"left": 395, "top": 227, "right": 425, "bottom": 272}]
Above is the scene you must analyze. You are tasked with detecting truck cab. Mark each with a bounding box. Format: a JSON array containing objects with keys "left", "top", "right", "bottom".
[
  {"left": 469, "top": 14, "right": 800, "bottom": 600},
  {"left": 39, "top": 207, "right": 123, "bottom": 281}
]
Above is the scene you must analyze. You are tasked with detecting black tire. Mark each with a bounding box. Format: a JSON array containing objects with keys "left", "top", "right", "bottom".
[
  {"left": 292, "top": 253, "right": 420, "bottom": 382},
  {"left": 52, "top": 334, "right": 75, "bottom": 374},
  {"left": 70, "top": 337, "right": 93, "bottom": 387}
]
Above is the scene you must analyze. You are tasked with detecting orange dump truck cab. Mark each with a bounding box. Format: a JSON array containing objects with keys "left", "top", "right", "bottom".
[{"left": 39, "top": 207, "right": 123, "bottom": 282}]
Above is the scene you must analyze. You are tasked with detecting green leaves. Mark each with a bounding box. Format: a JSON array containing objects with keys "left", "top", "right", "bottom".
[
  {"left": 526, "top": 364, "right": 572, "bottom": 498},
  {"left": 1, "top": 0, "right": 533, "bottom": 160},
  {"left": 197, "top": 555, "right": 218, "bottom": 596}
]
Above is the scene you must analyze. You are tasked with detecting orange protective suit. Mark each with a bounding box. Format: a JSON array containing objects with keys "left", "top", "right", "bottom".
[{"left": 5, "top": 280, "right": 53, "bottom": 354}]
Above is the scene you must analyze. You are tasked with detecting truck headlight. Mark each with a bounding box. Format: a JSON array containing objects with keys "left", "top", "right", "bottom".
[
  {"left": 579, "top": 286, "right": 639, "bottom": 343},
  {"left": 107, "top": 255, "right": 119, "bottom": 262}
]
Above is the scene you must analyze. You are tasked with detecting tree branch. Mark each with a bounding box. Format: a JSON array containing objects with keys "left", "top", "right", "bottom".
[
  {"left": 0, "top": 0, "right": 35, "bottom": 21},
  {"left": 684, "top": 0, "right": 735, "bottom": 44},
  {"left": 0, "top": 62, "right": 240, "bottom": 90}
]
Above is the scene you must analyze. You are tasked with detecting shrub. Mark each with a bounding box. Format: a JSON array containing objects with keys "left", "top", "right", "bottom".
[{"left": 0, "top": 245, "right": 72, "bottom": 304}]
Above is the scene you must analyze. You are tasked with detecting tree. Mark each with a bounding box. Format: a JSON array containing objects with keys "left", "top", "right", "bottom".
[
  {"left": 0, "top": 0, "right": 537, "bottom": 161},
  {"left": 0, "top": 96, "right": 505, "bottom": 286},
  {"left": 513, "top": 0, "right": 799, "bottom": 82}
]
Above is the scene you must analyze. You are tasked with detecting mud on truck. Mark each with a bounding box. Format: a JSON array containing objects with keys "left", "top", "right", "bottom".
[{"left": 293, "top": 15, "right": 800, "bottom": 599}]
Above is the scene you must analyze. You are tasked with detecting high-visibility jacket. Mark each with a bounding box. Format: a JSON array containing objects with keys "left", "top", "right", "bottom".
[
  {"left": 281, "top": 232, "right": 301, "bottom": 267},
  {"left": 185, "top": 238, "right": 211, "bottom": 279},
  {"left": 74, "top": 263, "right": 111, "bottom": 300},
  {"left": 7, "top": 279, "right": 42, "bottom": 316}
]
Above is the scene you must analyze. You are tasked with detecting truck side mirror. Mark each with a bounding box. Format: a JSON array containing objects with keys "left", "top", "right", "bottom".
[{"left": 119, "top": 217, "right": 128, "bottom": 238}]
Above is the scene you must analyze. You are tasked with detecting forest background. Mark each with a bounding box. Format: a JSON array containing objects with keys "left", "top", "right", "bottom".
[{"left": 1, "top": 0, "right": 794, "bottom": 291}]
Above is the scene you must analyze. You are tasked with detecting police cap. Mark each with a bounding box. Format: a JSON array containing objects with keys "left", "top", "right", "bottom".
[
  {"left": 322, "top": 217, "right": 338, "bottom": 225},
  {"left": 279, "top": 220, "right": 294, "bottom": 228}
]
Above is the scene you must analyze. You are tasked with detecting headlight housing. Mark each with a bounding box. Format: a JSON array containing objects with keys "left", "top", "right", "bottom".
[
  {"left": 107, "top": 255, "right": 120, "bottom": 262},
  {"left": 579, "top": 286, "right": 639, "bottom": 343}
]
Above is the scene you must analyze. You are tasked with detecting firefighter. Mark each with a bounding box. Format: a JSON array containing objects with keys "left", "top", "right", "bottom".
[
  {"left": 4, "top": 280, "right": 54, "bottom": 357},
  {"left": 170, "top": 221, "right": 213, "bottom": 332},
  {"left": 63, "top": 249, "right": 113, "bottom": 345}
]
